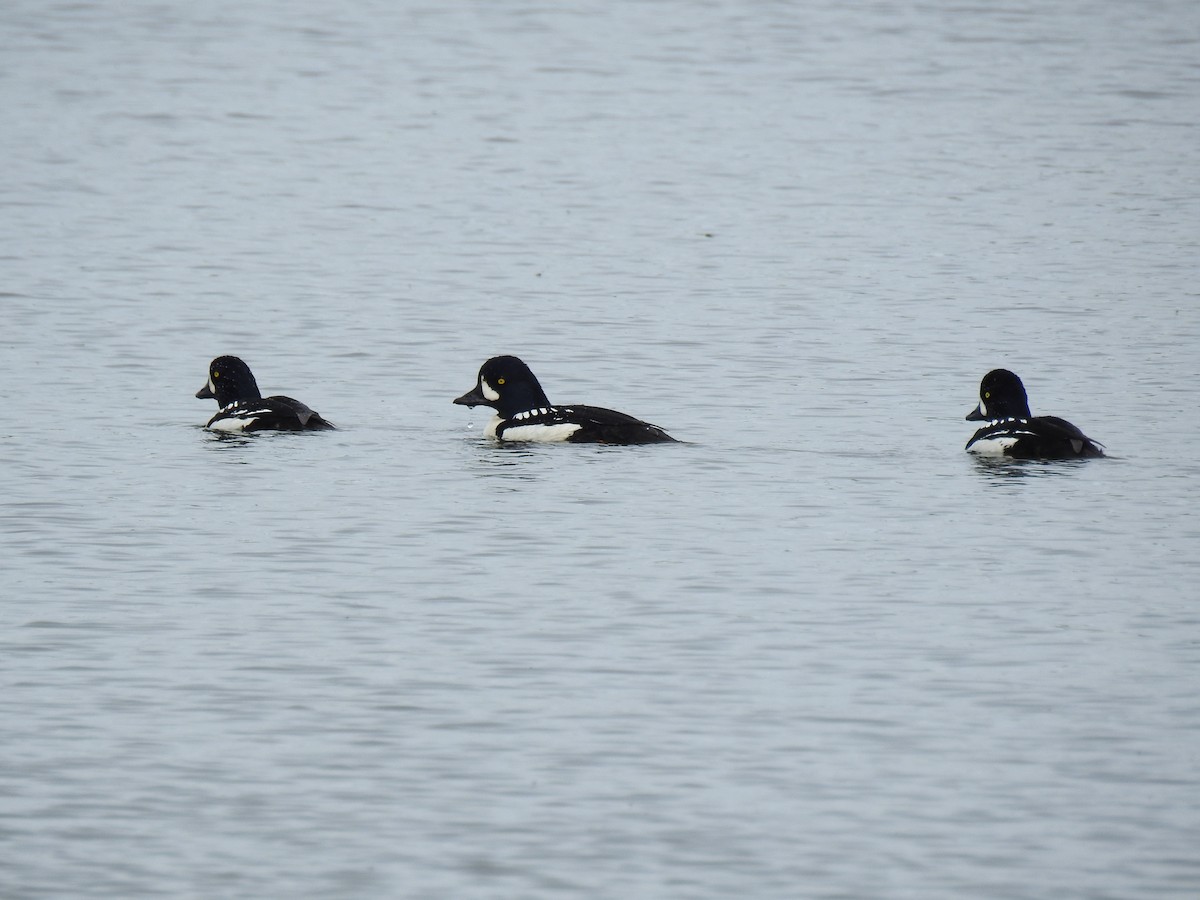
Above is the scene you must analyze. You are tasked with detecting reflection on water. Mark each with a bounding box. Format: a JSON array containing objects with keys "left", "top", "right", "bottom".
[
  {"left": 200, "top": 431, "right": 255, "bottom": 448},
  {"left": 970, "top": 455, "right": 1100, "bottom": 483},
  {"left": 465, "top": 441, "right": 543, "bottom": 469}
]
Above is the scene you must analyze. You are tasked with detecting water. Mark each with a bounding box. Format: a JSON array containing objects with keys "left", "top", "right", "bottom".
[{"left": 2, "top": 0, "right": 1199, "bottom": 897}]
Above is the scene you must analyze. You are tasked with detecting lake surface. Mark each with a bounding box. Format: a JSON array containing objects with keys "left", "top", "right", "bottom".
[{"left": 2, "top": 0, "right": 1199, "bottom": 897}]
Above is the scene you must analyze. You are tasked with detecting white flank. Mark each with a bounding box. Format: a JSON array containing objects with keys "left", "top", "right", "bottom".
[
  {"left": 500, "top": 422, "right": 582, "bottom": 442},
  {"left": 208, "top": 416, "right": 255, "bottom": 433},
  {"left": 967, "top": 435, "right": 1019, "bottom": 456},
  {"left": 481, "top": 378, "right": 500, "bottom": 402}
]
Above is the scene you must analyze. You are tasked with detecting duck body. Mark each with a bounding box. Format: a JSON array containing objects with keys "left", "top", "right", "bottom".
[
  {"left": 196, "top": 356, "right": 335, "bottom": 432},
  {"left": 454, "top": 355, "right": 675, "bottom": 444},
  {"left": 965, "top": 369, "right": 1102, "bottom": 459}
]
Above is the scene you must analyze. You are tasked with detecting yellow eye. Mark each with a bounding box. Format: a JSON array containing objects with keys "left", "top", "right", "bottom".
[
  {"left": 983, "top": 391, "right": 990, "bottom": 399},
  {"left": 497, "top": 377, "right": 505, "bottom": 385},
  {"left": 213, "top": 371, "right": 220, "bottom": 379}
]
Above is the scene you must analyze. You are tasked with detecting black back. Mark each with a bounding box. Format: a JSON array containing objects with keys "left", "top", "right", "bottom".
[
  {"left": 496, "top": 404, "right": 677, "bottom": 444},
  {"left": 965, "top": 416, "right": 1104, "bottom": 458}
]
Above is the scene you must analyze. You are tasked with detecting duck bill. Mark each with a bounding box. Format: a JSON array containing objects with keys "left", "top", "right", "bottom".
[
  {"left": 196, "top": 383, "right": 215, "bottom": 400},
  {"left": 453, "top": 386, "right": 488, "bottom": 408},
  {"left": 965, "top": 404, "right": 986, "bottom": 421}
]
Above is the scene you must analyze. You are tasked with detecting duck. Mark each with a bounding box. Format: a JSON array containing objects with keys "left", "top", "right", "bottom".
[
  {"left": 453, "top": 355, "right": 676, "bottom": 444},
  {"left": 965, "top": 369, "right": 1102, "bottom": 458},
  {"left": 195, "top": 356, "right": 335, "bottom": 432}
]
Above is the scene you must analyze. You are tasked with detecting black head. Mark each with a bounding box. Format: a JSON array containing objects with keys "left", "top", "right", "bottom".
[
  {"left": 453, "top": 355, "right": 551, "bottom": 419},
  {"left": 967, "top": 368, "right": 1031, "bottom": 421},
  {"left": 196, "top": 356, "right": 262, "bottom": 408}
]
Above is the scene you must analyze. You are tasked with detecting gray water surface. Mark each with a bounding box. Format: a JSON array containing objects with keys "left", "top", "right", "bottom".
[{"left": 2, "top": 1, "right": 1199, "bottom": 897}]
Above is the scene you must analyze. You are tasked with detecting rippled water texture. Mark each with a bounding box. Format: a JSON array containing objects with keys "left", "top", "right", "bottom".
[{"left": 2, "top": 0, "right": 1198, "bottom": 897}]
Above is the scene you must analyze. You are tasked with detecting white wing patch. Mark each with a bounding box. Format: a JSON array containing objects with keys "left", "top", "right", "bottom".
[{"left": 511, "top": 407, "right": 551, "bottom": 421}]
